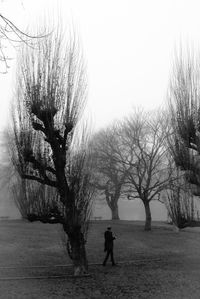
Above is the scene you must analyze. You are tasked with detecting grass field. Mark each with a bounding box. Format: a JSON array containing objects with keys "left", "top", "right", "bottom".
[{"left": 0, "top": 220, "right": 200, "bottom": 298}]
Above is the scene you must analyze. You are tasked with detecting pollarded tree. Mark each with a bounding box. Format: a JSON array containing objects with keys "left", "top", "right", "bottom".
[
  {"left": 91, "top": 125, "right": 128, "bottom": 220},
  {"left": 168, "top": 49, "right": 200, "bottom": 196},
  {"left": 120, "top": 110, "right": 172, "bottom": 230},
  {"left": 9, "top": 27, "right": 94, "bottom": 275}
]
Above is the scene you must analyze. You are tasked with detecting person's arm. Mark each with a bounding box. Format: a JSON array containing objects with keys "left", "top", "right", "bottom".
[{"left": 112, "top": 232, "right": 116, "bottom": 240}]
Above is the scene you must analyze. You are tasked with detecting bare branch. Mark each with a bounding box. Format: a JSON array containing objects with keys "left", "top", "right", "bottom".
[
  {"left": 21, "top": 174, "right": 57, "bottom": 187},
  {"left": 168, "top": 47, "right": 200, "bottom": 195}
]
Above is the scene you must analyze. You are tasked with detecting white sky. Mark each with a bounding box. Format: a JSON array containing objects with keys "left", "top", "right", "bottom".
[{"left": 1, "top": 0, "right": 200, "bottom": 130}]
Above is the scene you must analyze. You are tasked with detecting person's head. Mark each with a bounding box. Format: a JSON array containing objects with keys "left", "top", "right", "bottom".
[{"left": 107, "top": 227, "right": 111, "bottom": 231}]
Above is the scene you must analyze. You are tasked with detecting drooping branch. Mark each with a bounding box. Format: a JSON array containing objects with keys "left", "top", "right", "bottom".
[
  {"left": 21, "top": 174, "right": 57, "bottom": 187},
  {"left": 0, "top": 13, "right": 48, "bottom": 73}
]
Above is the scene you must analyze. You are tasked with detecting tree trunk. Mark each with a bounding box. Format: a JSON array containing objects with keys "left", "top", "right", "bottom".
[
  {"left": 105, "top": 191, "right": 120, "bottom": 220},
  {"left": 111, "top": 204, "right": 120, "bottom": 220},
  {"left": 69, "top": 235, "right": 88, "bottom": 276},
  {"left": 63, "top": 224, "right": 88, "bottom": 276},
  {"left": 143, "top": 201, "right": 152, "bottom": 231}
]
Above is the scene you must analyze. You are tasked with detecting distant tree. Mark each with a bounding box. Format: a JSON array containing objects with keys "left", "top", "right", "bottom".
[
  {"left": 120, "top": 110, "right": 172, "bottom": 230},
  {"left": 91, "top": 125, "right": 128, "bottom": 220},
  {"left": 8, "top": 27, "right": 94, "bottom": 275}
]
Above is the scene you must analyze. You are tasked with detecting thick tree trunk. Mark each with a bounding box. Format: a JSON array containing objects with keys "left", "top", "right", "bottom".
[
  {"left": 105, "top": 191, "right": 120, "bottom": 220},
  {"left": 69, "top": 235, "right": 88, "bottom": 276},
  {"left": 63, "top": 224, "right": 88, "bottom": 276},
  {"left": 143, "top": 200, "right": 152, "bottom": 231},
  {"left": 111, "top": 204, "right": 120, "bottom": 220}
]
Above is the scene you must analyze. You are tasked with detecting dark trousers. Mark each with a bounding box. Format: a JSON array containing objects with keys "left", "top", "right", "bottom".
[{"left": 103, "top": 249, "right": 115, "bottom": 265}]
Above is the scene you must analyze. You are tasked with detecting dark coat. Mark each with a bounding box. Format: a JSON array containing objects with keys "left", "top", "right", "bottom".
[{"left": 104, "top": 230, "right": 115, "bottom": 251}]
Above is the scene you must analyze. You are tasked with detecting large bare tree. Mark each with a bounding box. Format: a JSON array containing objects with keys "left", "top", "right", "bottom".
[
  {"left": 9, "top": 28, "right": 94, "bottom": 275},
  {"left": 119, "top": 111, "right": 172, "bottom": 230}
]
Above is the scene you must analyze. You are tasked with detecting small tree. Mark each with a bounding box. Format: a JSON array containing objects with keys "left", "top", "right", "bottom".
[{"left": 9, "top": 27, "right": 94, "bottom": 275}]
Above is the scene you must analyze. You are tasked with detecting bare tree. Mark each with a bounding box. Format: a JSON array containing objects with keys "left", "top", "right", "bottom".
[
  {"left": 120, "top": 110, "right": 172, "bottom": 230},
  {"left": 9, "top": 27, "right": 94, "bottom": 275},
  {"left": 168, "top": 49, "right": 200, "bottom": 196},
  {"left": 91, "top": 125, "right": 128, "bottom": 220}
]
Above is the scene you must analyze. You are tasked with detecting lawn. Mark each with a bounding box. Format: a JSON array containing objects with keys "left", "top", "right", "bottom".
[{"left": 0, "top": 220, "right": 200, "bottom": 298}]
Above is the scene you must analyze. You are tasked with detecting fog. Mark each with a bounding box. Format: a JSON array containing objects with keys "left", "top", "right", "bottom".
[
  {"left": 93, "top": 199, "right": 168, "bottom": 222},
  {"left": 0, "top": 185, "right": 20, "bottom": 219},
  {"left": 1, "top": 0, "right": 200, "bottom": 221},
  {"left": 0, "top": 191, "right": 167, "bottom": 221}
]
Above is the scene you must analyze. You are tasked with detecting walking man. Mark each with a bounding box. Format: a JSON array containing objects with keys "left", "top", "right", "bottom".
[{"left": 103, "top": 226, "right": 116, "bottom": 266}]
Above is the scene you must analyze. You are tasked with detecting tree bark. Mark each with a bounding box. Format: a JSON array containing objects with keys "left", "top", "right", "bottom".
[
  {"left": 143, "top": 200, "right": 152, "bottom": 231},
  {"left": 111, "top": 204, "right": 120, "bottom": 220},
  {"left": 63, "top": 223, "right": 88, "bottom": 276},
  {"left": 105, "top": 191, "right": 120, "bottom": 220},
  {"left": 69, "top": 235, "right": 88, "bottom": 276}
]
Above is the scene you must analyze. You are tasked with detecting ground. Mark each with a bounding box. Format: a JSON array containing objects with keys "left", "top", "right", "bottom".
[{"left": 0, "top": 220, "right": 200, "bottom": 298}]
